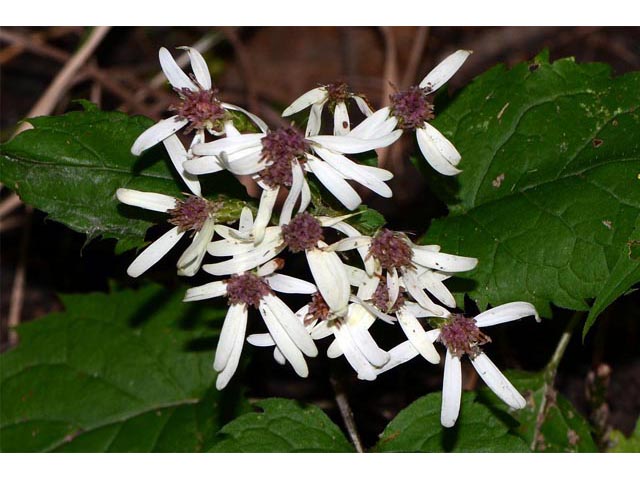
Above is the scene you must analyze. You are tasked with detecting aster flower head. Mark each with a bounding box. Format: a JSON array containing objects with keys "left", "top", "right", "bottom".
[
  {"left": 282, "top": 81, "right": 374, "bottom": 136},
  {"left": 348, "top": 50, "right": 472, "bottom": 176},
  {"left": 130, "top": 46, "right": 268, "bottom": 157},
  {"left": 116, "top": 185, "right": 221, "bottom": 278},
  {"left": 184, "top": 258, "right": 318, "bottom": 389}
]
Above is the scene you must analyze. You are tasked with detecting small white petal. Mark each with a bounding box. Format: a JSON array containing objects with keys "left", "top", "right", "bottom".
[
  {"left": 471, "top": 352, "right": 526, "bottom": 410},
  {"left": 214, "top": 303, "right": 247, "bottom": 371},
  {"left": 310, "top": 320, "right": 333, "bottom": 340},
  {"left": 299, "top": 178, "right": 311, "bottom": 214},
  {"left": 416, "top": 125, "right": 462, "bottom": 176},
  {"left": 306, "top": 157, "right": 361, "bottom": 210},
  {"left": 203, "top": 237, "right": 283, "bottom": 276},
  {"left": 331, "top": 323, "right": 377, "bottom": 381},
  {"left": 441, "top": 349, "right": 462, "bottom": 428},
  {"left": 262, "top": 295, "right": 318, "bottom": 357},
  {"left": 131, "top": 116, "right": 188, "bottom": 155},
  {"left": 348, "top": 107, "right": 394, "bottom": 139},
  {"left": 183, "top": 280, "right": 227, "bottom": 302},
  {"left": 419, "top": 50, "right": 472, "bottom": 92},
  {"left": 246, "top": 332, "right": 275, "bottom": 347},
  {"left": 353, "top": 95, "right": 374, "bottom": 116},
  {"left": 259, "top": 299, "right": 309, "bottom": 377},
  {"left": 418, "top": 269, "right": 457, "bottom": 308},
  {"left": 116, "top": 188, "right": 176, "bottom": 213},
  {"left": 475, "top": 302, "right": 541, "bottom": 328},
  {"left": 273, "top": 347, "right": 286, "bottom": 365},
  {"left": 283, "top": 87, "right": 327, "bottom": 116},
  {"left": 221, "top": 102, "right": 269, "bottom": 133},
  {"left": 401, "top": 268, "right": 451, "bottom": 317},
  {"left": 127, "top": 227, "right": 185, "bottom": 278},
  {"left": 159, "top": 47, "right": 197, "bottom": 91},
  {"left": 255, "top": 258, "right": 283, "bottom": 277},
  {"left": 329, "top": 222, "right": 374, "bottom": 275},
  {"left": 325, "top": 235, "right": 372, "bottom": 252},
  {"left": 223, "top": 121, "right": 241, "bottom": 137},
  {"left": 387, "top": 268, "right": 400, "bottom": 310},
  {"left": 306, "top": 248, "right": 350, "bottom": 316},
  {"left": 279, "top": 160, "right": 304, "bottom": 225},
  {"left": 183, "top": 155, "right": 224, "bottom": 175},
  {"left": 163, "top": 134, "right": 201, "bottom": 196},
  {"left": 252, "top": 187, "right": 280, "bottom": 244},
  {"left": 333, "top": 101, "right": 350, "bottom": 136},
  {"left": 191, "top": 133, "right": 264, "bottom": 156},
  {"left": 345, "top": 265, "right": 369, "bottom": 287},
  {"left": 356, "top": 274, "right": 380, "bottom": 301},
  {"left": 347, "top": 305, "right": 389, "bottom": 367},
  {"left": 311, "top": 130, "right": 402, "bottom": 154},
  {"left": 215, "top": 304, "right": 248, "bottom": 390},
  {"left": 396, "top": 307, "right": 440, "bottom": 364},
  {"left": 306, "top": 102, "right": 324, "bottom": 137},
  {"left": 412, "top": 248, "right": 478, "bottom": 272},
  {"left": 239, "top": 207, "right": 254, "bottom": 235},
  {"left": 178, "top": 46, "right": 211, "bottom": 90},
  {"left": 177, "top": 217, "right": 216, "bottom": 276},
  {"left": 375, "top": 340, "right": 420, "bottom": 375},
  {"left": 359, "top": 165, "right": 394, "bottom": 181},
  {"left": 264, "top": 273, "right": 317, "bottom": 294},
  {"left": 327, "top": 339, "right": 343, "bottom": 358}
]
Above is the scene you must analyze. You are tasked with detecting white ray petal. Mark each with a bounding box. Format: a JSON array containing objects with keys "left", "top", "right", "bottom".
[
  {"left": 332, "top": 323, "right": 377, "bottom": 381},
  {"left": 178, "top": 46, "right": 211, "bottom": 90},
  {"left": 471, "top": 352, "right": 526, "bottom": 409},
  {"left": 306, "top": 157, "right": 361, "bottom": 210},
  {"left": 239, "top": 207, "right": 254, "bottom": 235},
  {"left": 265, "top": 274, "right": 317, "bottom": 294},
  {"left": 207, "top": 227, "right": 279, "bottom": 257},
  {"left": 348, "top": 107, "right": 395, "bottom": 139},
  {"left": 325, "top": 236, "right": 372, "bottom": 252},
  {"left": 418, "top": 270, "right": 457, "bottom": 308},
  {"left": 310, "top": 320, "right": 333, "bottom": 340},
  {"left": 313, "top": 147, "right": 392, "bottom": 198},
  {"left": 359, "top": 165, "right": 394, "bottom": 181},
  {"left": 126, "top": 227, "right": 184, "bottom": 278},
  {"left": 327, "top": 339, "right": 343, "bottom": 358},
  {"left": 411, "top": 248, "right": 478, "bottom": 272},
  {"left": 299, "top": 178, "right": 311, "bottom": 213},
  {"left": 131, "top": 116, "right": 188, "bottom": 155},
  {"left": 306, "top": 102, "right": 324, "bottom": 137},
  {"left": 162, "top": 134, "right": 201, "bottom": 196},
  {"left": 283, "top": 87, "right": 327, "bottom": 116},
  {"left": 252, "top": 186, "right": 280, "bottom": 244},
  {"left": 413, "top": 244, "right": 441, "bottom": 252},
  {"left": 306, "top": 248, "right": 350, "bottom": 316},
  {"left": 347, "top": 305, "right": 389, "bottom": 367},
  {"left": 349, "top": 295, "right": 396, "bottom": 325},
  {"left": 333, "top": 101, "right": 350, "bottom": 135},
  {"left": 255, "top": 258, "right": 283, "bottom": 277},
  {"left": 223, "top": 120, "right": 241, "bottom": 137},
  {"left": 262, "top": 295, "right": 318, "bottom": 357},
  {"left": 441, "top": 349, "right": 462, "bottom": 428},
  {"left": 329, "top": 221, "right": 374, "bottom": 275},
  {"left": 353, "top": 95, "right": 373, "bottom": 116},
  {"left": 401, "top": 268, "right": 451, "bottom": 317},
  {"left": 475, "top": 302, "right": 540, "bottom": 328},
  {"left": 183, "top": 280, "right": 227, "bottom": 302},
  {"left": 203, "top": 238, "right": 283, "bottom": 276},
  {"left": 177, "top": 217, "right": 216, "bottom": 276},
  {"left": 159, "top": 47, "right": 197, "bottom": 91},
  {"left": 375, "top": 340, "right": 420, "bottom": 375},
  {"left": 416, "top": 125, "right": 462, "bottom": 176},
  {"left": 221, "top": 102, "right": 269, "bottom": 133},
  {"left": 116, "top": 188, "right": 176, "bottom": 212},
  {"left": 247, "top": 332, "right": 275, "bottom": 347},
  {"left": 273, "top": 347, "right": 286, "bottom": 365},
  {"left": 279, "top": 160, "right": 304, "bottom": 225},
  {"left": 311, "top": 130, "right": 402, "bottom": 154},
  {"left": 183, "top": 155, "right": 224, "bottom": 175},
  {"left": 396, "top": 307, "right": 440, "bottom": 364},
  {"left": 215, "top": 305, "right": 248, "bottom": 390},
  {"left": 191, "top": 133, "right": 264, "bottom": 156},
  {"left": 259, "top": 300, "right": 309, "bottom": 377},
  {"left": 356, "top": 274, "right": 380, "bottom": 301},
  {"left": 214, "top": 303, "right": 246, "bottom": 371},
  {"left": 345, "top": 265, "right": 369, "bottom": 287},
  {"left": 419, "top": 50, "right": 472, "bottom": 92},
  {"left": 387, "top": 268, "right": 400, "bottom": 310}
]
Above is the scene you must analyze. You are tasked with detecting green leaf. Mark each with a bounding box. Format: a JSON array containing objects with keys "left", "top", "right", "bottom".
[
  {"left": 209, "top": 398, "right": 355, "bottom": 452},
  {"left": 583, "top": 216, "right": 640, "bottom": 337},
  {"left": 422, "top": 54, "right": 640, "bottom": 318},
  {"left": 477, "top": 370, "right": 598, "bottom": 452},
  {"left": 374, "top": 392, "right": 529, "bottom": 452},
  {"left": 608, "top": 417, "right": 640, "bottom": 452},
  {"left": 0, "top": 105, "right": 246, "bottom": 252},
  {"left": 0, "top": 284, "right": 243, "bottom": 452}
]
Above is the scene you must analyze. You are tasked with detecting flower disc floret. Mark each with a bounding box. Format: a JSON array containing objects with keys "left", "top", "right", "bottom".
[
  {"left": 167, "top": 195, "right": 218, "bottom": 233},
  {"left": 325, "top": 82, "right": 351, "bottom": 106},
  {"left": 389, "top": 86, "right": 435, "bottom": 130},
  {"left": 305, "top": 292, "right": 331, "bottom": 325},
  {"left": 368, "top": 229, "right": 414, "bottom": 270},
  {"left": 281, "top": 213, "right": 324, "bottom": 253},
  {"left": 225, "top": 273, "right": 272, "bottom": 308},
  {"left": 170, "top": 87, "right": 226, "bottom": 134},
  {"left": 259, "top": 127, "right": 310, "bottom": 187},
  {"left": 440, "top": 314, "right": 491, "bottom": 358},
  {"left": 371, "top": 282, "right": 405, "bottom": 313}
]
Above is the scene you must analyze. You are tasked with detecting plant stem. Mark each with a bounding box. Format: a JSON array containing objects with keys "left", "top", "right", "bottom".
[{"left": 330, "top": 373, "right": 364, "bottom": 453}]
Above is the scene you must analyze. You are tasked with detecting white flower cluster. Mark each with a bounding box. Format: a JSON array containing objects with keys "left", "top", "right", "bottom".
[{"left": 117, "top": 47, "right": 541, "bottom": 427}]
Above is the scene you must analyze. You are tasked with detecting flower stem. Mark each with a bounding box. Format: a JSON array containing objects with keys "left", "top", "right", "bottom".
[{"left": 330, "top": 373, "right": 364, "bottom": 453}]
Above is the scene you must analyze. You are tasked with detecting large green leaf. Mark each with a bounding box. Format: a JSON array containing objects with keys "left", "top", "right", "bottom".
[
  {"left": 209, "top": 398, "right": 355, "bottom": 452},
  {"left": 423, "top": 53, "right": 640, "bottom": 318},
  {"left": 477, "top": 370, "right": 597, "bottom": 452},
  {"left": 0, "top": 284, "right": 242, "bottom": 452},
  {"left": 374, "top": 391, "right": 529, "bottom": 452},
  {"left": 0, "top": 103, "right": 246, "bottom": 253},
  {"left": 608, "top": 417, "right": 640, "bottom": 452}
]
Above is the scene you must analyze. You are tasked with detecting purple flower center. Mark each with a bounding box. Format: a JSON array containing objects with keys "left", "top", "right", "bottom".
[
  {"left": 259, "top": 127, "right": 310, "bottom": 188},
  {"left": 305, "top": 292, "right": 331, "bottom": 325},
  {"left": 389, "top": 86, "right": 435, "bottom": 130},
  {"left": 167, "top": 195, "right": 219, "bottom": 233},
  {"left": 325, "top": 82, "right": 351, "bottom": 105},
  {"left": 225, "top": 273, "right": 272, "bottom": 308},
  {"left": 439, "top": 314, "right": 491, "bottom": 358},
  {"left": 281, "top": 213, "right": 324, "bottom": 253},
  {"left": 170, "top": 87, "right": 226, "bottom": 134},
  {"left": 368, "top": 229, "right": 414, "bottom": 270},
  {"left": 371, "top": 281, "right": 405, "bottom": 314}
]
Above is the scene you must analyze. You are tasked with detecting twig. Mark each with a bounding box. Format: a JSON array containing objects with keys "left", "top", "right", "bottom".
[
  {"left": 330, "top": 373, "right": 364, "bottom": 453},
  {"left": 14, "top": 26, "right": 111, "bottom": 136},
  {"left": 401, "top": 27, "right": 430, "bottom": 88},
  {"left": 7, "top": 206, "right": 33, "bottom": 346},
  {"left": 530, "top": 311, "right": 583, "bottom": 451}
]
